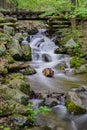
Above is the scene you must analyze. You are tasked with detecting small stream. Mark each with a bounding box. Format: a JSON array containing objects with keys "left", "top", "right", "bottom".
[{"left": 22, "top": 29, "right": 87, "bottom": 130}]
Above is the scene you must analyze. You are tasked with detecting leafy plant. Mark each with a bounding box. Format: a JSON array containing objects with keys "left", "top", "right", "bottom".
[
  {"left": 26, "top": 103, "right": 51, "bottom": 125},
  {"left": 0, "top": 125, "right": 10, "bottom": 130}
]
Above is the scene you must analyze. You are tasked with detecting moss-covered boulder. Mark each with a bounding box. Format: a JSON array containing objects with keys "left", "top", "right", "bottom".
[
  {"left": 0, "top": 85, "right": 28, "bottom": 104},
  {"left": 70, "top": 57, "right": 84, "bottom": 68},
  {"left": 0, "top": 98, "right": 27, "bottom": 116},
  {"left": 65, "top": 91, "right": 86, "bottom": 115},
  {"left": 4, "top": 25, "right": 15, "bottom": 36},
  {"left": 7, "top": 62, "right": 30, "bottom": 72},
  {"left": 4, "top": 54, "right": 15, "bottom": 64},
  {"left": 0, "top": 32, "right": 12, "bottom": 43},
  {"left": 8, "top": 39, "right": 23, "bottom": 60},
  {"left": 21, "top": 44, "right": 32, "bottom": 61},
  {"left": 22, "top": 66, "right": 36, "bottom": 75},
  {"left": 8, "top": 79, "right": 30, "bottom": 95},
  {"left": 14, "top": 32, "right": 23, "bottom": 43}
]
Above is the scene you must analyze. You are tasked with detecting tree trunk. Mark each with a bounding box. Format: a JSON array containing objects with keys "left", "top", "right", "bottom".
[{"left": 71, "top": 0, "right": 77, "bottom": 29}]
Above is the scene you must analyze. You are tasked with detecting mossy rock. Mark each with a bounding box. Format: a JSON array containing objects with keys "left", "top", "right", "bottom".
[
  {"left": 0, "top": 44, "right": 6, "bottom": 56},
  {"left": 3, "top": 73, "right": 25, "bottom": 84},
  {"left": 70, "top": 57, "right": 84, "bottom": 68},
  {"left": 65, "top": 98, "right": 86, "bottom": 115},
  {"left": 4, "top": 54, "right": 15, "bottom": 64},
  {"left": 22, "top": 67, "right": 36, "bottom": 75},
  {"left": 9, "top": 73, "right": 25, "bottom": 80},
  {"left": 0, "top": 32, "right": 12, "bottom": 43},
  {"left": 8, "top": 79, "right": 30, "bottom": 95},
  {"left": 21, "top": 44, "right": 32, "bottom": 61},
  {"left": 2, "top": 68, "right": 8, "bottom": 75},
  {"left": 0, "top": 98, "right": 27, "bottom": 116},
  {"left": 75, "top": 64, "right": 87, "bottom": 74}
]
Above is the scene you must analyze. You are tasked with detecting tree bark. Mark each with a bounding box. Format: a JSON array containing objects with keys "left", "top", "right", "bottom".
[{"left": 70, "top": 0, "right": 77, "bottom": 29}]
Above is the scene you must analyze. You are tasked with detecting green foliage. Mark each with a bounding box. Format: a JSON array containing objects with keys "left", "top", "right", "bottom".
[
  {"left": 26, "top": 103, "right": 36, "bottom": 125},
  {"left": 35, "top": 106, "right": 51, "bottom": 115},
  {"left": 26, "top": 103, "right": 51, "bottom": 126},
  {"left": 0, "top": 125, "right": 10, "bottom": 130},
  {"left": 70, "top": 57, "right": 84, "bottom": 68},
  {"left": 14, "top": 0, "right": 87, "bottom": 19}
]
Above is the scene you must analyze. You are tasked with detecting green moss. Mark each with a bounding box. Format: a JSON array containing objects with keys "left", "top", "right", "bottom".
[
  {"left": 65, "top": 98, "right": 86, "bottom": 115},
  {"left": 70, "top": 57, "right": 84, "bottom": 68},
  {"left": 3, "top": 78, "right": 11, "bottom": 84},
  {"left": 4, "top": 54, "right": 15, "bottom": 64},
  {"left": 2, "top": 68, "right": 8, "bottom": 75},
  {"left": 20, "top": 83, "right": 30, "bottom": 95},
  {"left": 22, "top": 67, "right": 36, "bottom": 75}
]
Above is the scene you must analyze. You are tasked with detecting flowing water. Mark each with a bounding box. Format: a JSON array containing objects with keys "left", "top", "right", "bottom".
[{"left": 22, "top": 29, "right": 87, "bottom": 130}]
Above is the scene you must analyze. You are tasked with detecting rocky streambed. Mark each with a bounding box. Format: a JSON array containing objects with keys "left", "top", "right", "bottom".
[{"left": 0, "top": 12, "right": 87, "bottom": 130}]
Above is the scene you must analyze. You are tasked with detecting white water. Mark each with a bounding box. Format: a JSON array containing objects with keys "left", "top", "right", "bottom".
[{"left": 22, "top": 29, "right": 87, "bottom": 130}]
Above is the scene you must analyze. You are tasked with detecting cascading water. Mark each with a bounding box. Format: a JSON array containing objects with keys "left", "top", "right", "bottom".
[{"left": 22, "top": 29, "right": 87, "bottom": 130}]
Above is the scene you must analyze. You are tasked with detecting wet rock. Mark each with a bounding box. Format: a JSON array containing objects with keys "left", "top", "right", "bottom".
[
  {"left": 42, "top": 54, "right": 52, "bottom": 62},
  {"left": 54, "top": 47, "right": 67, "bottom": 54},
  {"left": 55, "top": 63, "right": 66, "bottom": 73},
  {"left": 42, "top": 68, "right": 54, "bottom": 77},
  {"left": 21, "top": 66, "right": 36, "bottom": 75},
  {"left": 65, "top": 91, "right": 86, "bottom": 115},
  {"left": 45, "top": 95, "right": 58, "bottom": 107},
  {"left": 72, "top": 86, "right": 86, "bottom": 92},
  {"left": 28, "top": 28, "right": 38, "bottom": 35},
  {"left": 21, "top": 44, "right": 32, "bottom": 61}
]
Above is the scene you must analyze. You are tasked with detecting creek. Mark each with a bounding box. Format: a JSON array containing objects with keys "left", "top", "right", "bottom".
[{"left": 22, "top": 29, "right": 87, "bottom": 130}]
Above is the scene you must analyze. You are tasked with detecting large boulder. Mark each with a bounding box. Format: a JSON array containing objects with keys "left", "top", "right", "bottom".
[
  {"left": 8, "top": 79, "right": 30, "bottom": 95},
  {"left": 21, "top": 44, "right": 32, "bottom": 61},
  {"left": 0, "top": 98, "right": 27, "bottom": 116},
  {"left": 65, "top": 91, "right": 86, "bottom": 115},
  {"left": 21, "top": 66, "right": 36, "bottom": 75},
  {"left": 0, "top": 85, "right": 28, "bottom": 104},
  {"left": 8, "top": 39, "right": 23, "bottom": 60},
  {"left": 14, "top": 32, "right": 23, "bottom": 43},
  {"left": 42, "top": 68, "right": 54, "bottom": 77},
  {"left": 4, "top": 25, "right": 15, "bottom": 36},
  {"left": 0, "top": 32, "right": 12, "bottom": 43}
]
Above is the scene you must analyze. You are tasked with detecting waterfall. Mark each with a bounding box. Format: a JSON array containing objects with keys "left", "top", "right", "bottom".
[{"left": 22, "top": 29, "right": 87, "bottom": 130}]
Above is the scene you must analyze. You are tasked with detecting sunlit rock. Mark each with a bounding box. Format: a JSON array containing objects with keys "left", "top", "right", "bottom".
[{"left": 42, "top": 68, "right": 54, "bottom": 77}]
